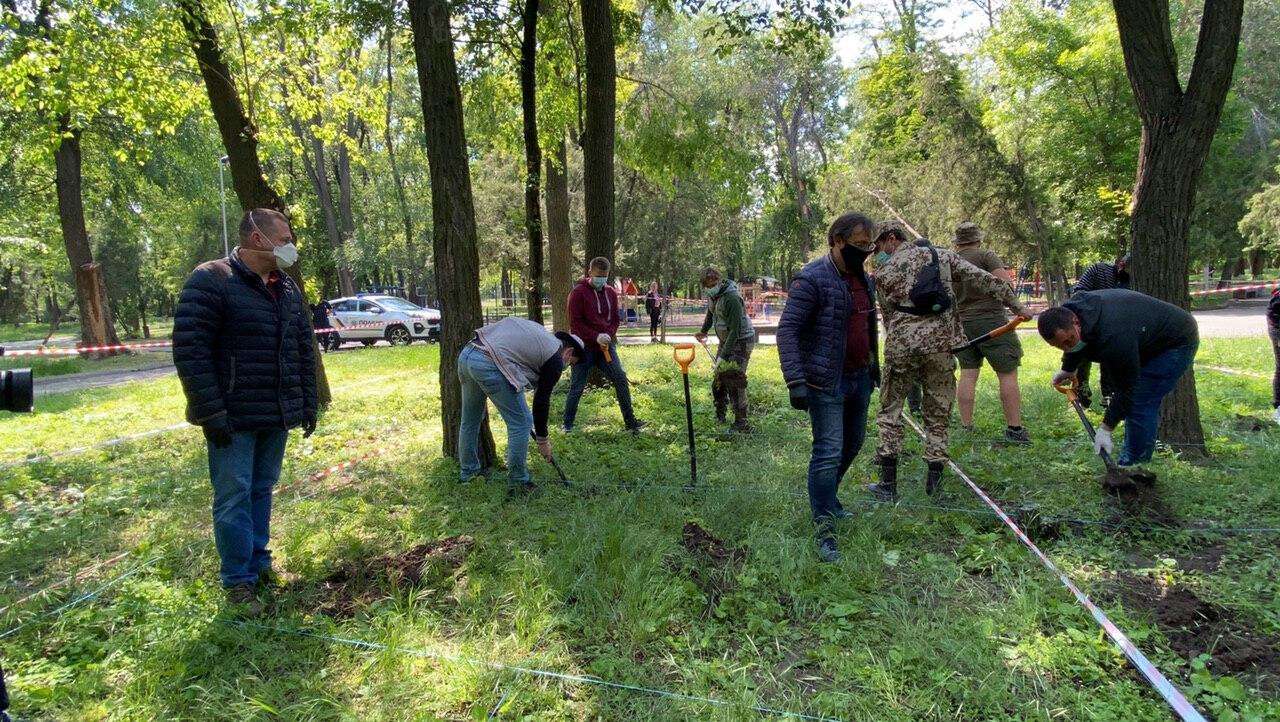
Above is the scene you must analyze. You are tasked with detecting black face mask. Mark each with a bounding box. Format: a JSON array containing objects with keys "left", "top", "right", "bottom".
[{"left": 840, "top": 245, "right": 869, "bottom": 272}]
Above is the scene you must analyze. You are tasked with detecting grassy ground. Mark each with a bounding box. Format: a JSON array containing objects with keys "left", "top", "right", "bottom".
[
  {"left": 0, "top": 323, "right": 54, "bottom": 343},
  {"left": 0, "top": 350, "right": 173, "bottom": 378},
  {"left": 1, "top": 339, "right": 1277, "bottom": 720}
]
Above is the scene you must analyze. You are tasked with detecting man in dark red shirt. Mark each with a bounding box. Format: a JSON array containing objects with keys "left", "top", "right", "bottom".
[
  {"left": 562, "top": 256, "right": 645, "bottom": 432},
  {"left": 777, "top": 212, "right": 881, "bottom": 563}
]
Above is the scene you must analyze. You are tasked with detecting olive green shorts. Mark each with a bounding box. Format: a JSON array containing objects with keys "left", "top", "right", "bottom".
[{"left": 955, "top": 314, "right": 1023, "bottom": 373}]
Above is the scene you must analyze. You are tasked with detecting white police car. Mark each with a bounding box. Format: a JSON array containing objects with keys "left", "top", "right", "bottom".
[{"left": 327, "top": 295, "right": 441, "bottom": 346}]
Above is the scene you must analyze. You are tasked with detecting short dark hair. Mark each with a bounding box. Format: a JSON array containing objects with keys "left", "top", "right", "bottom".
[
  {"left": 588, "top": 256, "right": 611, "bottom": 274},
  {"left": 1037, "top": 306, "right": 1078, "bottom": 341},
  {"left": 828, "top": 212, "right": 876, "bottom": 247},
  {"left": 876, "top": 226, "right": 908, "bottom": 244},
  {"left": 238, "top": 208, "right": 288, "bottom": 244}
]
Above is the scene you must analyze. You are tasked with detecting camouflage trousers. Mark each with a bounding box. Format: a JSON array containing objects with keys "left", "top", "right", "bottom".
[{"left": 876, "top": 351, "right": 956, "bottom": 463}]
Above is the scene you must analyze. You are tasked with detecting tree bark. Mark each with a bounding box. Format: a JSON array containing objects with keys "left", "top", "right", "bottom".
[
  {"left": 289, "top": 114, "right": 355, "bottom": 297},
  {"left": 336, "top": 111, "right": 359, "bottom": 291},
  {"left": 545, "top": 135, "right": 574, "bottom": 331},
  {"left": 53, "top": 122, "right": 122, "bottom": 350},
  {"left": 580, "top": 0, "right": 616, "bottom": 267},
  {"left": 384, "top": 25, "right": 421, "bottom": 306},
  {"left": 521, "top": 0, "right": 545, "bottom": 324},
  {"left": 409, "top": 0, "right": 495, "bottom": 462},
  {"left": 1111, "top": 0, "right": 1244, "bottom": 457},
  {"left": 178, "top": 0, "right": 331, "bottom": 406}
]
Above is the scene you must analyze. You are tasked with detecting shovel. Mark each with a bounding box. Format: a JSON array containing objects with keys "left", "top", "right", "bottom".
[
  {"left": 673, "top": 343, "right": 698, "bottom": 489},
  {"left": 951, "top": 314, "right": 1030, "bottom": 355},
  {"left": 696, "top": 337, "right": 720, "bottom": 370},
  {"left": 1055, "top": 382, "right": 1156, "bottom": 491},
  {"left": 531, "top": 430, "right": 571, "bottom": 486}
]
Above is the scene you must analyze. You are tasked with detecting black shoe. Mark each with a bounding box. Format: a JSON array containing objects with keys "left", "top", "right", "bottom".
[
  {"left": 925, "top": 461, "right": 944, "bottom": 497},
  {"left": 1002, "top": 426, "right": 1031, "bottom": 445},
  {"left": 866, "top": 456, "right": 899, "bottom": 502},
  {"left": 1077, "top": 388, "right": 1093, "bottom": 409},
  {"left": 817, "top": 536, "right": 841, "bottom": 563},
  {"left": 225, "top": 583, "right": 265, "bottom": 617},
  {"left": 832, "top": 508, "right": 854, "bottom": 520},
  {"left": 626, "top": 420, "right": 648, "bottom": 434}
]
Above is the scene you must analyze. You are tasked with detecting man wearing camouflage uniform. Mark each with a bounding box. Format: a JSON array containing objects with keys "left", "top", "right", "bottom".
[{"left": 867, "top": 222, "right": 1030, "bottom": 499}]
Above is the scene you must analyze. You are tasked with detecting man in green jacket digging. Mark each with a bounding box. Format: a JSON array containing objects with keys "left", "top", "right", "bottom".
[{"left": 695, "top": 267, "right": 757, "bottom": 433}]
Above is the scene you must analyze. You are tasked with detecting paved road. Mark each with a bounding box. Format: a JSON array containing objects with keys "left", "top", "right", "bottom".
[{"left": 34, "top": 362, "right": 176, "bottom": 397}]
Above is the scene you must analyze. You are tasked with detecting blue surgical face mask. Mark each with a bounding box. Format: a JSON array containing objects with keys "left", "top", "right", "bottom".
[
  {"left": 703, "top": 281, "right": 722, "bottom": 298},
  {"left": 875, "top": 251, "right": 892, "bottom": 265},
  {"left": 590, "top": 276, "right": 607, "bottom": 290},
  {"left": 1068, "top": 340, "right": 1086, "bottom": 353}
]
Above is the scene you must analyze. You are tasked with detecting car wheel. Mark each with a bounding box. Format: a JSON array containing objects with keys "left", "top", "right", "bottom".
[
  {"left": 387, "top": 325, "right": 413, "bottom": 346},
  {"left": 360, "top": 339, "right": 376, "bottom": 347}
]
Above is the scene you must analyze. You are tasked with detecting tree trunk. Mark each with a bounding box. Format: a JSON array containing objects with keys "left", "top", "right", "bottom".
[
  {"left": 291, "top": 115, "right": 355, "bottom": 297},
  {"left": 580, "top": 0, "right": 616, "bottom": 267},
  {"left": 409, "top": 0, "right": 495, "bottom": 462},
  {"left": 336, "top": 112, "right": 359, "bottom": 291},
  {"left": 1112, "top": 0, "right": 1244, "bottom": 457},
  {"left": 178, "top": 0, "right": 330, "bottom": 406},
  {"left": 521, "top": 0, "right": 545, "bottom": 324},
  {"left": 545, "top": 135, "right": 574, "bottom": 331},
  {"left": 384, "top": 25, "right": 421, "bottom": 307},
  {"left": 53, "top": 122, "right": 123, "bottom": 350}
]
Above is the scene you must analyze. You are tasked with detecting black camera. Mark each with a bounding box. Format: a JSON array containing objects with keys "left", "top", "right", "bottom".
[{"left": 1, "top": 368, "right": 34, "bottom": 413}]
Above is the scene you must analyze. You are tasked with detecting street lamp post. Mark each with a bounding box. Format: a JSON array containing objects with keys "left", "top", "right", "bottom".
[{"left": 218, "top": 155, "right": 230, "bottom": 256}]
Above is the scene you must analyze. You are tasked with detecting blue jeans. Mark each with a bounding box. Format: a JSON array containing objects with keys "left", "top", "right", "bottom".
[
  {"left": 1117, "top": 343, "right": 1198, "bottom": 466},
  {"left": 458, "top": 345, "right": 532, "bottom": 486},
  {"left": 562, "top": 341, "right": 638, "bottom": 429},
  {"left": 806, "top": 369, "right": 873, "bottom": 523},
  {"left": 207, "top": 428, "right": 288, "bottom": 587}
]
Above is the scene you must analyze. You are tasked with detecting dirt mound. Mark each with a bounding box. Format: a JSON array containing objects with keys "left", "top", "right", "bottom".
[
  {"left": 679, "top": 522, "right": 746, "bottom": 613},
  {"left": 1232, "top": 414, "right": 1266, "bottom": 433},
  {"left": 1107, "top": 482, "right": 1180, "bottom": 530},
  {"left": 1114, "top": 573, "right": 1279, "bottom": 684},
  {"left": 318, "top": 535, "right": 474, "bottom": 618}
]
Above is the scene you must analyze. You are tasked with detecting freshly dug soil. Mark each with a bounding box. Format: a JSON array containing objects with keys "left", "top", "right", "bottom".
[
  {"left": 1233, "top": 414, "right": 1266, "bottom": 433},
  {"left": 1107, "top": 482, "right": 1179, "bottom": 530},
  {"left": 316, "top": 535, "right": 474, "bottom": 618},
  {"left": 1114, "top": 573, "right": 1279, "bottom": 685},
  {"left": 679, "top": 521, "right": 746, "bottom": 611}
]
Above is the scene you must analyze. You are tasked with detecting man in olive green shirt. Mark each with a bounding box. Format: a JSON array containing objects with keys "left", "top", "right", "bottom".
[
  {"left": 950, "top": 222, "right": 1030, "bottom": 444},
  {"left": 695, "top": 267, "right": 756, "bottom": 432}
]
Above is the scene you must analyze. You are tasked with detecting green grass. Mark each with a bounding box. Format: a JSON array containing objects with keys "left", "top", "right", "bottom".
[
  {"left": 0, "top": 350, "right": 173, "bottom": 378},
  {"left": 1, "top": 339, "right": 1277, "bottom": 719},
  {"left": 0, "top": 323, "right": 55, "bottom": 343}
]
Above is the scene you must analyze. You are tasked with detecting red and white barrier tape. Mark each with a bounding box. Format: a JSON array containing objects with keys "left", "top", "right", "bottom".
[
  {"left": 0, "top": 341, "right": 172, "bottom": 357},
  {"left": 902, "top": 414, "right": 1206, "bottom": 721},
  {"left": 313, "top": 321, "right": 391, "bottom": 335},
  {"left": 1188, "top": 282, "right": 1276, "bottom": 297}
]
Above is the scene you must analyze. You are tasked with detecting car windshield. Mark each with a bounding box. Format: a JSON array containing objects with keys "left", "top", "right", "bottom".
[{"left": 371, "top": 297, "right": 422, "bottom": 311}]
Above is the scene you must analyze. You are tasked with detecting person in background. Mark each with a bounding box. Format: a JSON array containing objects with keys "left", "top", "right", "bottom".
[
  {"left": 458, "top": 317, "right": 585, "bottom": 491},
  {"left": 173, "top": 208, "right": 317, "bottom": 616},
  {"left": 869, "top": 222, "right": 1030, "bottom": 503},
  {"left": 312, "top": 299, "right": 338, "bottom": 352},
  {"left": 1039, "top": 289, "right": 1198, "bottom": 467},
  {"left": 695, "top": 267, "right": 756, "bottom": 433},
  {"left": 777, "top": 212, "right": 880, "bottom": 563},
  {"left": 1071, "top": 253, "right": 1131, "bottom": 408},
  {"left": 644, "top": 281, "right": 664, "bottom": 342},
  {"left": 563, "top": 257, "right": 646, "bottom": 433},
  {"left": 948, "top": 222, "right": 1030, "bottom": 444},
  {"left": 1268, "top": 286, "right": 1280, "bottom": 425}
]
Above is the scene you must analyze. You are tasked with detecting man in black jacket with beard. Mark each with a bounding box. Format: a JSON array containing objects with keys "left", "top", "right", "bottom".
[{"left": 174, "top": 208, "right": 317, "bottom": 615}]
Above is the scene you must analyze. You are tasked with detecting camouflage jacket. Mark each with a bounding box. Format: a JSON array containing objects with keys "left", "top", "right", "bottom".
[{"left": 875, "top": 242, "right": 1027, "bottom": 362}]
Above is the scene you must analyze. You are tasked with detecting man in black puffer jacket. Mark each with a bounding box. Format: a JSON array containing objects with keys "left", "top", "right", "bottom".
[
  {"left": 174, "top": 208, "right": 317, "bottom": 613},
  {"left": 778, "top": 212, "right": 881, "bottom": 563}
]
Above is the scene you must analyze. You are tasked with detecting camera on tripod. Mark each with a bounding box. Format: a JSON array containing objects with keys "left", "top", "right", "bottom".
[{"left": 1, "top": 368, "right": 34, "bottom": 413}]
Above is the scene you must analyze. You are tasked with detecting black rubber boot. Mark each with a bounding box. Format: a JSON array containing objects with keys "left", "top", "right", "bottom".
[
  {"left": 925, "top": 461, "right": 944, "bottom": 497},
  {"left": 867, "top": 456, "right": 899, "bottom": 502}
]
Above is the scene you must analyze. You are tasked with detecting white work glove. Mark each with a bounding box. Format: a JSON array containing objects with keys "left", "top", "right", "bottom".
[
  {"left": 535, "top": 436, "right": 553, "bottom": 462},
  {"left": 1052, "top": 369, "right": 1076, "bottom": 388},
  {"left": 596, "top": 332, "right": 612, "bottom": 346},
  {"left": 1093, "top": 426, "right": 1114, "bottom": 457}
]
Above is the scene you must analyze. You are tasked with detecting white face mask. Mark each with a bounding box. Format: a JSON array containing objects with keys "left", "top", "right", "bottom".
[{"left": 272, "top": 243, "right": 299, "bottom": 269}]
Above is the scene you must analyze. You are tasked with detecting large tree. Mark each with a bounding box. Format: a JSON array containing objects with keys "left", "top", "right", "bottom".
[
  {"left": 520, "top": 0, "right": 545, "bottom": 322},
  {"left": 579, "top": 0, "right": 616, "bottom": 267},
  {"left": 545, "top": 135, "right": 574, "bottom": 331},
  {"left": 177, "top": 0, "right": 331, "bottom": 405},
  {"left": 1111, "top": 0, "right": 1244, "bottom": 454},
  {"left": 409, "top": 0, "right": 496, "bottom": 462}
]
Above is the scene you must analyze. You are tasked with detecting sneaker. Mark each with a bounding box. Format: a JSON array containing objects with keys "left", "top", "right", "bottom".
[
  {"left": 225, "top": 584, "right": 265, "bottom": 617},
  {"left": 817, "top": 536, "right": 841, "bottom": 563},
  {"left": 832, "top": 508, "right": 855, "bottom": 520},
  {"left": 626, "top": 420, "right": 648, "bottom": 434},
  {"left": 461, "top": 467, "right": 494, "bottom": 483},
  {"left": 729, "top": 420, "right": 754, "bottom": 434},
  {"left": 1002, "top": 427, "right": 1031, "bottom": 445},
  {"left": 561, "top": 424, "right": 574, "bottom": 433}
]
